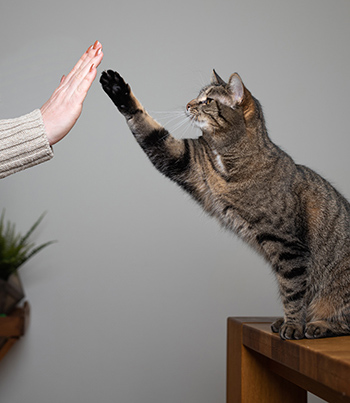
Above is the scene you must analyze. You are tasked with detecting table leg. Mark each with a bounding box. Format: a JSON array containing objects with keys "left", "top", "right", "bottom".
[{"left": 227, "top": 317, "right": 307, "bottom": 403}]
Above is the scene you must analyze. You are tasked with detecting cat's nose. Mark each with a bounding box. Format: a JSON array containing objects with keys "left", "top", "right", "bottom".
[{"left": 186, "top": 99, "right": 195, "bottom": 111}]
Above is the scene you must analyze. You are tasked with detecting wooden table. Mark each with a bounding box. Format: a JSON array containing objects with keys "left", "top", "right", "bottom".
[
  {"left": 227, "top": 317, "right": 350, "bottom": 403},
  {"left": 0, "top": 302, "right": 30, "bottom": 362}
]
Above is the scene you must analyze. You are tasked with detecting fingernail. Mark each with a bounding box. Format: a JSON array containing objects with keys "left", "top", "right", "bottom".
[
  {"left": 93, "top": 40, "right": 100, "bottom": 49},
  {"left": 86, "top": 45, "right": 93, "bottom": 53},
  {"left": 95, "top": 48, "right": 102, "bottom": 56},
  {"left": 90, "top": 64, "right": 95, "bottom": 72}
]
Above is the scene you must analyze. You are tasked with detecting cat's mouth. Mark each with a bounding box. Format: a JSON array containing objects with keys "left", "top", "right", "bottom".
[{"left": 186, "top": 110, "right": 207, "bottom": 129}]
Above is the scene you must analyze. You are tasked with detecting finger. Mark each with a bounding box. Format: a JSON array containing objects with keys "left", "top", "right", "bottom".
[
  {"left": 70, "top": 50, "right": 104, "bottom": 100},
  {"left": 63, "top": 50, "right": 90, "bottom": 83},
  {"left": 54, "top": 44, "right": 103, "bottom": 103},
  {"left": 70, "top": 48, "right": 103, "bottom": 91},
  {"left": 93, "top": 40, "right": 101, "bottom": 50},
  {"left": 77, "top": 41, "right": 102, "bottom": 71},
  {"left": 92, "top": 47, "right": 103, "bottom": 68},
  {"left": 70, "top": 67, "right": 97, "bottom": 108},
  {"left": 64, "top": 41, "right": 102, "bottom": 84},
  {"left": 76, "top": 42, "right": 102, "bottom": 73}
]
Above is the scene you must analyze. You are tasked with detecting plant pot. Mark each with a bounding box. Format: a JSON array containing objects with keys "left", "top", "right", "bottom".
[{"left": 0, "top": 273, "right": 25, "bottom": 315}]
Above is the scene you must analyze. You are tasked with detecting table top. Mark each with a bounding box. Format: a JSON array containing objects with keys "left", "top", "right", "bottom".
[{"left": 239, "top": 318, "right": 350, "bottom": 398}]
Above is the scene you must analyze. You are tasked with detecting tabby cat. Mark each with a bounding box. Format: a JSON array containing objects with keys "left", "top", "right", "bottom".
[{"left": 100, "top": 69, "right": 350, "bottom": 340}]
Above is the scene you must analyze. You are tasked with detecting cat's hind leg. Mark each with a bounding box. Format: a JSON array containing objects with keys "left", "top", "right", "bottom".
[
  {"left": 305, "top": 319, "right": 350, "bottom": 338},
  {"left": 272, "top": 314, "right": 350, "bottom": 339},
  {"left": 305, "top": 297, "right": 350, "bottom": 338},
  {"left": 305, "top": 320, "right": 339, "bottom": 338}
]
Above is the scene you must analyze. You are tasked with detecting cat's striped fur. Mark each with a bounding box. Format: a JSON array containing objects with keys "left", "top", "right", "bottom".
[{"left": 100, "top": 69, "right": 350, "bottom": 339}]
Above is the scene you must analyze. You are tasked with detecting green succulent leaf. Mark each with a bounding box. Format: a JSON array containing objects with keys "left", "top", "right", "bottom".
[{"left": 0, "top": 210, "right": 56, "bottom": 281}]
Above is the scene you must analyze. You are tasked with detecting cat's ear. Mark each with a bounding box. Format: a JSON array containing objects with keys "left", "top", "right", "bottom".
[
  {"left": 228, "top": 73, "right": 245, "bottom": 104},
  {"left": 211, "top": 69, "right": 226, "bottom": 86}
]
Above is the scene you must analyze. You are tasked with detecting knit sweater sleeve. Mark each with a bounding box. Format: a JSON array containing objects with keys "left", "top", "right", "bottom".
[{"left": 0, "top": 109, "right": 54, "bottom": 179}]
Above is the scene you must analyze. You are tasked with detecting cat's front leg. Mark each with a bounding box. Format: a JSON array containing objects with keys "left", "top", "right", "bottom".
[
  {"left": 100, "top": 70, "right": 197, "bottom": 191},
  {"left": 100, "top": 70, "right": 140, "bottom": 119},
  {"left": 100, "top": 69, "right": 169, "bottom": 141},
  {"left": 271, "top": 316, "right": 305, "bottom": 340},
  {"left": 275, "top": 266, "right": 309, "bottom": 340},
  {"left": 271, "top": 317, "right": 284, "bottom": 333},
  {"left": 258, "top": 235, "right": 310, "bottom": 339}
]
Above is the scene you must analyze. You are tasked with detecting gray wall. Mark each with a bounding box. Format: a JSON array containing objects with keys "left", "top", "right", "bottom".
[{"left": 0, "top": 1, "right": 349, "bottom": 402}]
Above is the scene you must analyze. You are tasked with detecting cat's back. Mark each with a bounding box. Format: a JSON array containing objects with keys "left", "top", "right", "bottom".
[
  {"left": 295, "top": 163, "right": 350, "bottom": 213},
  {"left": 293, "top": 163, "right": 350, "bottom": 255}
]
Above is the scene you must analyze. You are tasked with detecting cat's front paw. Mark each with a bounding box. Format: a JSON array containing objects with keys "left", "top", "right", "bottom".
[
  {"left": 279, "top": 322, "right": 305, "bottom": 340},
  {"left": 271, "top": 318, "right": 284, "bottom": 333},
  {"left": 100, "top": 70, "right": 134, "bottom": 114}
]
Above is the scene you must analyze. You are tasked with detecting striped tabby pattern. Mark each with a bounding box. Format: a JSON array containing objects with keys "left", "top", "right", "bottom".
[{"left": 100, "top": 69, "right": 350, "bottom": 339}]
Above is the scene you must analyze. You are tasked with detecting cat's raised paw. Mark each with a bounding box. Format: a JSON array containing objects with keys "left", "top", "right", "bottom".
[
  {"left": 100, "top": 70, "right": 132, "bottom": 113},
  {"left": 279, "top": 322, "right": 304, "bottom": 340}
]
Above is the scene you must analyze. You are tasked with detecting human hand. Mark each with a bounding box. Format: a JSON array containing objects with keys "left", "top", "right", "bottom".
[{"left": 40, "top": 41, "right": 104, "bottom": 146}]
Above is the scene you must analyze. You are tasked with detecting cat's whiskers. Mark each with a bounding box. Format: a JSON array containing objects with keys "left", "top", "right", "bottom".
[
  {"left": 151, "top": 110, "right": 183, "bottom": 125},
  {"left": 171, "top": 114, "right": 190, "bottom": 132},
  {"left": 178, "top": 111, "right": 202, "bottom": 139},
  {"left": 151, "top": 109, "right": 198, "bottom": 139}
]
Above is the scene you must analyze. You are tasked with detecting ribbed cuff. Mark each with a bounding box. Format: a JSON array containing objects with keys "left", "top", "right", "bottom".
[{"left": 0, "top": 109, "right": 54, "bottom": 179}]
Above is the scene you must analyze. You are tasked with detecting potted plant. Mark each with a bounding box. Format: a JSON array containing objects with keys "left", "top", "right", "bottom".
[{"left": 0, "top": 211, "right": 54, "bottom": 314}]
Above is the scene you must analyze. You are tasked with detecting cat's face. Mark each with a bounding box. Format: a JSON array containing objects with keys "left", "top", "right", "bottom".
[{"left": 186, "top": 71, "right": 246, "bottom": 137}]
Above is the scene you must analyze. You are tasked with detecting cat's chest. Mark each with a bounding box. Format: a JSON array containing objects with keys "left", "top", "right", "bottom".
[
  {"left": 196, "top": 148, "right": 283, "bottom": 225},
  {"left": 198, "top": 173, "right": 254, "bottom": 228},
  {"left": 200, "top": 171, "right": 282, "bottom": 234},
  {"left": 211, "top": 150, "right": 227, "bottom": 174}
]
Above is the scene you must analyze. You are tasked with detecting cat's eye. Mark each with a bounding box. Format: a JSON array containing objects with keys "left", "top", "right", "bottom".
[{"left": 202, "top": 98, "right": 213, "bottom": 105}]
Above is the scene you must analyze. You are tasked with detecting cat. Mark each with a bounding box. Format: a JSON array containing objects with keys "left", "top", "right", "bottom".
[{"left": 100, "top": 69, "right": 350, "bottom": 340}]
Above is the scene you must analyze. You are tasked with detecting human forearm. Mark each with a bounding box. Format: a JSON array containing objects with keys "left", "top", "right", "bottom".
[{"left": 0, "top": 109, "right": 53, "bottom": 179}]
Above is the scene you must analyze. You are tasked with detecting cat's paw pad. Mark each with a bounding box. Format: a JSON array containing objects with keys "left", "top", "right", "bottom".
[
  {"left": 305, "top": 321, "right": 332, "bottom": 339},
  {"left": 271, "top": 318, "right": 284, "bottom": 333},
  {"left": 279, "top": 322, "right": 304, "bottom": 340},
  {"left": 100, "top": 70, "right": 131, "bottom": 111}
]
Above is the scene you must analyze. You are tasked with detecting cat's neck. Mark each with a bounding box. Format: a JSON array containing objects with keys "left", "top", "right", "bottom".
[
  {"left": 200, "top": 100, "right": 284, "bottom": 180},
  {"left": 202, "top": 117, "right": 273, "bottom": 157}
]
